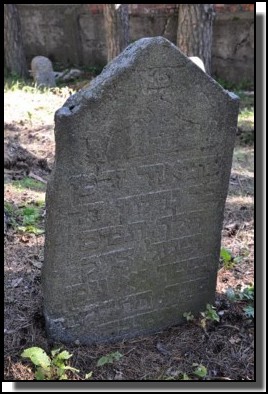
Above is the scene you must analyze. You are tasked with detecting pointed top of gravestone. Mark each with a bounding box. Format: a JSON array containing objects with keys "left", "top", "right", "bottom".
[{"left": 57, "top": 36, "right": 238, "bottom": 119}]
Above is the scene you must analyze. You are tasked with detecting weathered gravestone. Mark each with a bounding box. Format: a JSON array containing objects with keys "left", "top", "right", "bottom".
[
  {"left": 31, "top": 56, "right": 56, "bottom": 88},
  {"left": 43, "top": 37, "right": 239, "bottom": 344}
]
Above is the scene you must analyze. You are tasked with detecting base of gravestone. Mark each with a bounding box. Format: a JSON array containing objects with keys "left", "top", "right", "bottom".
[{"left": 44, "top": 293, "right": 215, "bottom": 345}]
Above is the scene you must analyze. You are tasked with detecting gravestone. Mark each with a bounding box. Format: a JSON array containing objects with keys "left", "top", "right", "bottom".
[
  {"left": 43, "top": 37, "right": 239, "bottom": 344},
  {"left": 31, "top": 56, "right": 56, "bottom": 87}
]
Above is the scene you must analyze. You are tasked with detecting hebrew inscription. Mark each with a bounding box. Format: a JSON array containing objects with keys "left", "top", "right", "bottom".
[{"left": 43, "top": 37, "right": 239, "bottom": 344}]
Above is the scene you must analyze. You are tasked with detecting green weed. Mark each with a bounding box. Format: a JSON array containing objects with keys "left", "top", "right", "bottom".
[
  {"left": 183, "top": 304, "right": 219, "bottom": 332},
  {"left": 200, "top": 304, "right": 219, "bottom": 329},
  {"left": 192, "top": 363, "right": 207, "bottom": 379},
  {"left": 243, "top": 305, "right": 254, "bottom": 319},
  {"left": 97, "top": 351, "right": 123, "bottom": 367},
  {"left": 21, "top": 347, "right": 79, "bottom": 380},
  {"left": 220, "top": 247, "right": 243, "bottom": 270},
  {"left": 17, "top": 205, "right": 44, "bottom": 234},
  {"left": 226, "top": 285, "right": 254, "bottom": 319},
  {"left": 4, "top": 201, "right": 44, "bottom": 234},
  {"left": 21, "top": 206, "right": 40, "bottom": 225}
]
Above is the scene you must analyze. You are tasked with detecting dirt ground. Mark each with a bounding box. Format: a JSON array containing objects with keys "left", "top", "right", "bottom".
[{"left": 4, "top": 80, "right": 254, "bottom": 381}]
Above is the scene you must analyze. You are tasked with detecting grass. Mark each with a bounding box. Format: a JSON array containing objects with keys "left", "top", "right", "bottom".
[
  {"left": 236, "top": 103, "right": 254, "bottom": 145},
  {"left": 233, "top": 146, "right": 254, "bottom": 170},
  {"left": 228, "top": 146, "right": 254, "bottom": 199},
  {"left": 4, "top": 65, "right": 104, "bottom": 94},
  {"left": 238, "top": 107, "right": 254, "bottom": 125},
  {"left": 238, "top": 107, "right": 254, "bottom": 132},
  {"left": 7, "top": 177, "right": 47, "bottom": 192},
  {"left": 235, "top": 92, "right": 254, "bottom": 109},
  {"left": 5, "top": 200, "right": 45, "bottom": 235},
  {"left": 215, "top": 77, "right": 253, "bottom": 92},
  {"left": 4, "top": 74, "right": 75, "bottom": 97},
  {"left": 4, "top": 75, "right": 50, "bottom": 94},
  {"left": 4, "top": 176, "right": 46, "bottom": 235}
]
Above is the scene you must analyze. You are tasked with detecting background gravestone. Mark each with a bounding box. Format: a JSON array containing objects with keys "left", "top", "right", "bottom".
[
  {"left": 43, "top": 37, "right": 239, "bottom": 344},
  {"left": 31, "top": 56, "right": 56, "bottom": 87}
]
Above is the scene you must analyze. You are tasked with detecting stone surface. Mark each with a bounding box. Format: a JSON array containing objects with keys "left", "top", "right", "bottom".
[
  {"left": 31, "top": 56, "right": 56, "bottom": 87},
  {"left": 43, "top": 36, "right": 239, "bottom": 344}
]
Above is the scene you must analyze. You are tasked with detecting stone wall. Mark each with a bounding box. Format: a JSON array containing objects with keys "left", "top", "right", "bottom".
[{"left": 17, "top": 4, "right": 254, "bottom": 85}]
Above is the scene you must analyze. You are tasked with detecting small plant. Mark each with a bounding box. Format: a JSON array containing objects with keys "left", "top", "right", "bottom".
[
  {"left": 220, "top": 247, "right": 235, "bottom": 269},
  {"left": 192, "top": 363, "right": 207, "bottom": 379},
  {"left": 21, "top": 347, "right": 79, "bottom": 380},
  {"left": 225, "top": 285, "right": 254, "bottom": 319},
  {"left": 97, "top": 351, "right": 123, "bottom": 367},
  {"left": 183, "top": 311, "right": 195, "bottom": 322},
  {"left": 18, "top": 205, "right": 44, "bottom": 234},
  {"left": 4, "top": 201, "right": 45, "bottom": 235},
  {"left": 239, "top": 285, "right": 254, "bottom": 319},
  {"left": 225, "top": 287, "right": 237, "bottom": 301},
  {"left": 240, "top": 285, "right": 254, "bottom": 301},
  {"left": 226, "top": 284, "right": 254, "bottom": 302},
  {"left": 243, "top": 305, "right": 254, "bottom": 319},
  {"left": 220, "top": 247, "right": 242, "bottom": 269},
  {"left": 163, "top": 365, "right": 207, "bottom": 381},
  {"left": 22, "top": 206, "right": 40, "bottom": 225},
  {"left": 200, "top": 304, "right": 219, "bottom": 329}
]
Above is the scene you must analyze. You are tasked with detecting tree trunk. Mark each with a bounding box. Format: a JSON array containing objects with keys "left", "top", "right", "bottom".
[
  {"left": 4, "top": 4, "right": 28, "bottom": 79},
  {"left": 177, "top": 4, "right": 215, "bottom": 75},
  {"left": 103, "top": 4, "right": 129, "bottom": 62}
]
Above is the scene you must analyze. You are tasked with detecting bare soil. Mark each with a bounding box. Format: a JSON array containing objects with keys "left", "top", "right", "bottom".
[{"left": 4, "top": 82, "right": 254, "bottom": 381}]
